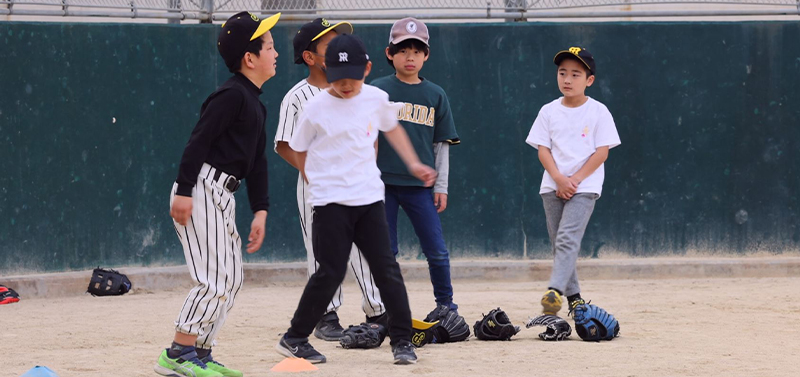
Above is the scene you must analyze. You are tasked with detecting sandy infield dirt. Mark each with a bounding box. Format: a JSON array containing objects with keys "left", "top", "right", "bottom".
[{"left": 3, "top": 276, "right": 799, "bottom": 377}]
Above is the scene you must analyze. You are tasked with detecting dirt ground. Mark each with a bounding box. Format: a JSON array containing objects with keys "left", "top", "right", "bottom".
[{"left": 4, "top": 276, "right": 800, "bottom": 377}]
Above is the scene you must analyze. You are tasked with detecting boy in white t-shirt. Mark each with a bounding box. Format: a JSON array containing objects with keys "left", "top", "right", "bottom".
[
  {"left": 275, "top": 34, "right": 435, "bottom": 365},
  {"left": 525, "top": 47, "right": 621, "bottom": 316},
  {"left": 274, "top": 18, "right": 387, "bottom": 342}
]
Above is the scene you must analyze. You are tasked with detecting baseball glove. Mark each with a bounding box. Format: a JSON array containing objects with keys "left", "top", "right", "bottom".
[
  {"left": 571, "top": 302, "right": 620, "bottom": 341},
  {"left": 525, "top": 314, "right": 572, "bottom": 341},
  {"left": 421, "top": 305, "right": 470, "bottom": 343},
  {"left": 0, "top": 285, "right": 20, "bottom": 305},
  {"left": 87, "top": 268, "right": 132, "bottom": 296},
  {"left": 473, "top": 308, "right": 520, "bottom": 341},
  {"left": 339, "top": 322, "right": 387, "bottom": 349},
  {"left": 411, "top": 318, "right": 441, "bottom": 347},
  {"left": 435, "top": 310, "right": 470, "bottom": 342}
]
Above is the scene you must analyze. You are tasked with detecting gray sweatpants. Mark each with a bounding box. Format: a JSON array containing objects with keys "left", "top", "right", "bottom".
[{"left": 541, "top": 192, "right": 598, "bottom": 297}]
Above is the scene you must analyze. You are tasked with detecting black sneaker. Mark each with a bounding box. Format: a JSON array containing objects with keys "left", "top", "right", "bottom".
[
  {"left": 275, "top": 336, "right": 326, "bottom": 364},
  {"left": 314, "top": 311, "right": 345, "bottom": 341},
  {"left": 392, "top": 340, "right": 418, "bottom": 365}
]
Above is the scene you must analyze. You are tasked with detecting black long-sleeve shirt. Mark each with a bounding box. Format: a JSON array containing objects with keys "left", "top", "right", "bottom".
[{"left": 175, "top": 73, "right": 270, "bottom": 213}]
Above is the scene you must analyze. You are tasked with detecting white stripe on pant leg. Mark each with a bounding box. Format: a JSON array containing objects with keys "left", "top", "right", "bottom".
[
  {"left": 186, "top": 178, "right": 223, "bottom": 332},
  {"left": 298, "top": 175, "right": 343, "bottom": 314},
  {"left": 171, "top": 183, "right": 201, "bottom": 331},
  {"left": 197, "top": 188, "right": 243, "bottom": 349},
  {"left": 172, "top": 181, "right": 212, "bottom": 336},
  {"left": 183, "top": 178, "right": 224, "bottom": 336},
  {"left": 175, "top": 172, "right": 231, "bottom": 339},
  {"left": 182, "top": 173, "right": 217, "bottom": 335},
  {"left": 194, "top": 195, "right": 227, "bottom": 348},
  {"left": 348, "top": 245, "right": 384, "bottom": 317}
]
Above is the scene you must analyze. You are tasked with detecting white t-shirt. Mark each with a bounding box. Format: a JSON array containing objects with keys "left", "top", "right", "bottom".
[
  {"left": 289, "top": 85, "right": 401, "bottom": 207},
  {"left": 526, "top": 97, "right": 621, "bottom": 196}
]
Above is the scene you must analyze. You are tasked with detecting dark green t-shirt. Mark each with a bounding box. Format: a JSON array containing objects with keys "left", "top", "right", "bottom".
[{"left": 372, "top": 74, "right": 459, "bottom": 186}]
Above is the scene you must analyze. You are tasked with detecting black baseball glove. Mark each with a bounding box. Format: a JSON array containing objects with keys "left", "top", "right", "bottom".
[
  {"left": 473, "top": 308, "right": 520, "bottom": 341},
  {"left": 437, "top": 310, "right": 470, "bottom": 342},
  {"left": 525, "top": 314, "right": 572, "bottom": 341},
  {"left": 421, "top": 305, "right": 471, "bottom": 343},
  {"left": 411, "top": 318, "right": 441, "bottom": 347},
  {"left": 87, "top": 268, "right": 132, "bottom": 296},
  {"left": 339, "top": 322, "right": 387, "bottom": 349}
]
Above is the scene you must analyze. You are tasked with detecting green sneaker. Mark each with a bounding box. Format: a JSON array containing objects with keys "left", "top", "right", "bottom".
[
  {"left": 202, "top": 354, "right": 243, "bottom": 377},
  {"left": 154, "top": 349, "right": 223, "bottom": 377}
]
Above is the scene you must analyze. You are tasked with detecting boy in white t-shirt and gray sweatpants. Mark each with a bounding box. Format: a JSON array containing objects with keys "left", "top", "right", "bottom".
[
  {"left": 526, "top": 47, "right": 621, "bottom": 316},
  {"left": 275, "top": 34, "right": 435, "bottom": 365}
]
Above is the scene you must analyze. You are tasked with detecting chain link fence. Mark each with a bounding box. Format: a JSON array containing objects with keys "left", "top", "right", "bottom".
[{"left": 1, "top": 0, "right": 798, "bottom": 21}]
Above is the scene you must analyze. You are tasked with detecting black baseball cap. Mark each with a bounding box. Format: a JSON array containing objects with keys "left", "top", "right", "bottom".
[
  {"left": 218, "top": 12, "right": 281, "bottom": 70},
  {"left": 325, "top": 34, "right": 370, "bottom": 83},
  {"left": 553, "top": 47, "right": 596, "bottom": 75},
  {"left": 293, "top": 18, "right": 354, "bottom": 64}
]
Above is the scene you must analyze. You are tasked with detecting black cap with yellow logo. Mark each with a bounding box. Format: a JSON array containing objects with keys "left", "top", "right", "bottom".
[
  {"left": 218, "top": 11, "right": 281, "bottom": 70},
  {"left": 553, "top": 47, "right": 596, "bottom": 75},
  {"left": 293, "top": 18, "right": 354, "bottom": 64}
]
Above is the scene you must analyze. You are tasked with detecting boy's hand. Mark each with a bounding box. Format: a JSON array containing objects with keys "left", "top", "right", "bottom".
[
  {"left": 171, "top": 195, "right": 193, "bottom": 226},
  {"left": 556, "top": 188, "right": 573, "bottom": 200},
  {"left": 409, "top": 163, "right": 437, "bottom": 187},
  {"left": 434, "top": 193, "right": 448, "bottom": 213},
  {"left": 557, "top": 176, "right": 582, "bottom": 200},
  {"left": 247, "top": 211, "right": 267, "bottom": 254},
  {"left": 554, "top": 174, "right": 578, "bottom": 197},
  {"left": 567, "top": 176, "right": 582, "bottom": 189}
]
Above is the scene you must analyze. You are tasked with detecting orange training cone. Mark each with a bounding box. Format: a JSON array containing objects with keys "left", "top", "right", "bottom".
[{"left": 270, "top": 358, "right": 319, "bottom": 372}]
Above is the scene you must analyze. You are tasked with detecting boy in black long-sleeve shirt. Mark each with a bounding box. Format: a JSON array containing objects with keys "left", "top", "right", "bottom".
[{"left": 154, "top": 11, "right": 281, "bottom": 377}]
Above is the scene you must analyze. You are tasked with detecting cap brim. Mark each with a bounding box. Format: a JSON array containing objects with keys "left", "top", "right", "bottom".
[
  {"left": 250, "top": 12, "right": 281, "bottom": 41},
  {"left": 390, "top": 34, "right": 429, "bottom": 46},
  {"left": 326, "top": 64, "right": 367, "bottom": 83},
  {"left": 553, "top": 50, "right": 593, "bottom": 74},
  {"left": 312, "top": 22, "right": 354, "bottom": 42}
]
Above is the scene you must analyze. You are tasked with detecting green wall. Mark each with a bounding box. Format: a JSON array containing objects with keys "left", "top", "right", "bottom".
[{"left": 1, "top": 21, "right": 798, "bottom": 273}]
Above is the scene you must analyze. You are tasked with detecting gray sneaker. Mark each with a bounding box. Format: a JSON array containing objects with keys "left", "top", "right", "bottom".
[{"left": 275, "top": 336, "right": 326, "bottom": 364}]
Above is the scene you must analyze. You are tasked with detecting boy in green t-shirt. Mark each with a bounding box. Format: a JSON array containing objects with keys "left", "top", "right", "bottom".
[{"left": 371, "top": 17, "right": 460, "bottom": 321}]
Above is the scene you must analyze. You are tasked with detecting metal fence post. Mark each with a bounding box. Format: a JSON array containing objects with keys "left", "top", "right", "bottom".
[
  {"left": 200, "top": 0, "right": 213, "bottom": 23},
  {"left": 505, "top": 0, "right": 527, "bottom": 22},
  {"left": 167, "top": 0, "right": 180, "bottom": 24},
  {"left": 2, "top": 0, "right": 13, "bottom": 20}
]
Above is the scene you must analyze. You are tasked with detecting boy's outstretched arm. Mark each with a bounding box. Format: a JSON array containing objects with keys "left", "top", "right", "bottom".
[
  {"left": 538, "top": 146, "right": 578, "bottom": 199},
  {"left": 568, "top": 146, "right": 609, "bottom": 186},
  {"left": 383, "top": 124, "right": 437, "bottom": 187}
]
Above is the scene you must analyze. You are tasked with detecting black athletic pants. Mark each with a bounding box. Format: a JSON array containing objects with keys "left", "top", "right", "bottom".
[{"left": 285, "top": 201, "right": 412, "bottom": 346}]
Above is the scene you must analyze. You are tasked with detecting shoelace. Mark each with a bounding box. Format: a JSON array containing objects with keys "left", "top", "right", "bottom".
[
  {"left": 202, "top": 355, "right": 227, "bottom": 368},
  {"left": 176, "top": 352, "right": 209, "bottom": 369}
]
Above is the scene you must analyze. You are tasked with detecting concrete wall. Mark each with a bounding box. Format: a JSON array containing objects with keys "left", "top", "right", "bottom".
[{"left": 1, "top": 21, "right": 799, "bottom": 273}]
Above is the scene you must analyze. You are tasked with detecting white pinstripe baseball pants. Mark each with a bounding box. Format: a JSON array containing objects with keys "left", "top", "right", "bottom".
[
  {"left": 297, "top": 174, "right": 385, "bottom": 318},
  {"left": 170, "top": 163, "right": 244, "bottom": 349}
]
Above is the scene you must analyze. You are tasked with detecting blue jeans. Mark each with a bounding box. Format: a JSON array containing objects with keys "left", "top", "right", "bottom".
[{"left": 385, "top": 185, "right": 456, "bottom": 310}]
